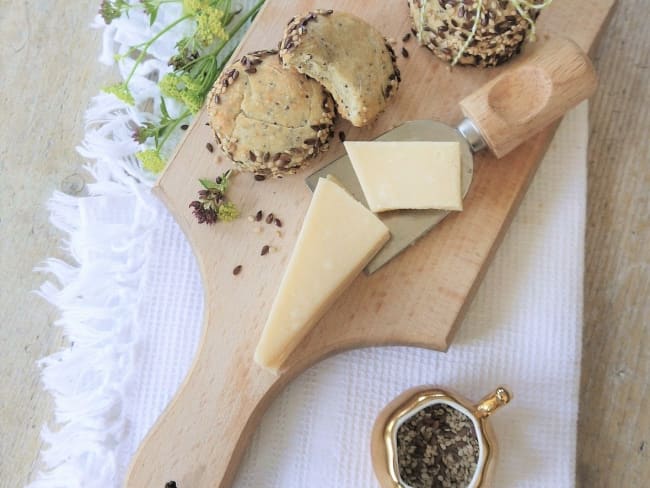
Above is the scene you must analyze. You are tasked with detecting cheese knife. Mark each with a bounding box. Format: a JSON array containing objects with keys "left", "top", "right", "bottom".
[{"left": 306, "top": 37, "right": 597, "bottom": 274}]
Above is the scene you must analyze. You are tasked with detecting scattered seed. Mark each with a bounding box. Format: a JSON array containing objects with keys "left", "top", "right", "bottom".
[
  {"left": 261, "top": 245, "right": 270, "bottom": 256},
  {"left": 233, "top": 265, "right": 242, "bottom": 276},
  {"left": 214, "top": 94, "right": 220, "bottom": 104},
  {"left": 274, "top": 218, "right": 282, "bottom": 228},
  {"left": 402, "top": 32, "right": 411, "bottom": 42},
  {"left": 338, "top": 131, "right": 346, "bottom": 143},
  {"left": 255, "top": 210, "right": 263, "bottom": 221},
  {"left": 401, "top": 47, "right": 409, "bottom": 58},
  {"left": 206, "top": 142, "right": 214, "bottom": 153},
  {"left": 265, "top": 213, "right": 274, "bottom": 224},
  {"left": 244, "top": 67, "right": 257, "bottom": 74},
  {"left": 249, "top": 150, "right": 257, "bottom": 162},
  {"left": 254, "top": 174, "right": 265, "bottom": 181},
  {"left": 180, "top": 124, "right": 189, "bottom": 130}
]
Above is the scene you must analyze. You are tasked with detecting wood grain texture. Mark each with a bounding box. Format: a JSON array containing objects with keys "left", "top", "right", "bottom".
[
  {"left": 578, "top": 0, "right": 650, "bottom": 486},
  {"left": 125, "top": 1, "right": 615, "bottom": 487}
]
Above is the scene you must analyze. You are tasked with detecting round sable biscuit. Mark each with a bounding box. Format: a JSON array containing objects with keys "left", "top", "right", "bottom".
[
  {"left": 408, "top": 0, "right": 542, "bottom": 68},
  {"left": 207, "top": 49, "right": 336, "bottom": 177},
  {"left": 279, "top": 10, "right": 400, "bottom": 127}
]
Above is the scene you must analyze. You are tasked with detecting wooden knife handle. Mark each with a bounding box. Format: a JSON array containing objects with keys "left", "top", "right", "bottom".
[{"left": 459, "top": 37, "right": 597, "bottom": 159}]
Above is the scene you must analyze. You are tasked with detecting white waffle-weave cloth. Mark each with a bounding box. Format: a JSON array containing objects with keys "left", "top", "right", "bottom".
[
  {"left": 122, "top": 102, "right": 587, "bottom": 486},
  {"left": 37, "top": 102, "right": 588, "bottom": 487}
]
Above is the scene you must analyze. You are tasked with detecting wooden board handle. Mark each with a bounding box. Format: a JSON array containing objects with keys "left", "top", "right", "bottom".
[{"left": 459, "top": 37, "right": 597, "bottom": 158}]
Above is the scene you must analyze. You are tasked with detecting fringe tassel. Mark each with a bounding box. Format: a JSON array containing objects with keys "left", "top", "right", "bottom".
[
  {"left": 30, "top": 188, "right": 159, "bottom": 488},
  {"left": 29, "top": 2, "right": 183, "bottom": 486}
]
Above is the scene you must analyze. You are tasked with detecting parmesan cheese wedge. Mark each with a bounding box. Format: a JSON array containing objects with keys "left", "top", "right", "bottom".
[
  {"left": 344, "top": 141, "right": 463, "bottom": 213},
  {"left": 254, "top": 177, "right": 390, "bottom": 372}
]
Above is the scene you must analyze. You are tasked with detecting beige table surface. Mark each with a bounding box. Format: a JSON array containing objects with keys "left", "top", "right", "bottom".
[{"left": 0, "top": 1, "right": 647, "bottom": 487}]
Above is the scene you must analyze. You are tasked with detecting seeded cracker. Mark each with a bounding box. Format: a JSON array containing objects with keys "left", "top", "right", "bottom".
[
  {"left": 207, "top": 50, "right": 336, "bottom": 177},
  {"left": 279, "top": 10, "right": 401, "bottom": 127},
  {"left": 408, "top": 0, "right": 545, "bottom": 68}
]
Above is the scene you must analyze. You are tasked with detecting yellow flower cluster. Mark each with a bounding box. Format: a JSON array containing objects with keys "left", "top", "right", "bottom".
[
  {"left": 182, "top": 0, "right": 205, "bottom": 13},
  {"left": 103, "top": 82, "right": 135, "bottom": 105},
  {"left": 196, "top": 9, "right": 229, "bottom": 45},
  {"left": 159, "top": 73, "right": 204, "bottom": 113},
  {"left": 183, "top": 0, "right": 229, "bottom": 46},
  {"left": 136, "top": 149, "right": 165, "bottom": 173},
  {"left": 217, "top": 201, "right": 239, "bottom": 222}
]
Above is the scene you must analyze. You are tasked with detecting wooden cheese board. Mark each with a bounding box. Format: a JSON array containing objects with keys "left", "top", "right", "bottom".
[{"left": 125, "top": 1, "right": 617, "bottom": 486}]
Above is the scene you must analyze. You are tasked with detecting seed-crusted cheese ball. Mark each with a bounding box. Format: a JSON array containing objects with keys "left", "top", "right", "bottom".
[
  {"left": 207, "top": 49, "right": 336, "bottom": 177},
  {"left": 279, "top": 10, "right": 401, "bottom": 127},
  {"left": 408, "top": 0, "right": 543, "bottom": 68}
]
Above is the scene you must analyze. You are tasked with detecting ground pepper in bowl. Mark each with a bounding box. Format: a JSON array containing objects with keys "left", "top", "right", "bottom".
[{"left": 396, "top": 403, "right": 479, "bottom": 488}]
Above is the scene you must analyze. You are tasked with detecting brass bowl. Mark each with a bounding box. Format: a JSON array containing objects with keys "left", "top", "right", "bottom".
[{"left": 371, "top": 387, "right": 511, "bottom": 488}]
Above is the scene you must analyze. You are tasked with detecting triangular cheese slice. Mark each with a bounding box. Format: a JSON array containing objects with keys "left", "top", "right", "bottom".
[{"left": 254, "top": 177, "right": 390, "bottom": 372}]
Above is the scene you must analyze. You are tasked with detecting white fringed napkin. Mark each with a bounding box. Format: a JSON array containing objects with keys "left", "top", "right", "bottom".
[
  {"left": 33, "top": 102, "right": 586, "bottom": 488},
  {"left": 30, "top": 4, "right": 587, "bottom": 486}
]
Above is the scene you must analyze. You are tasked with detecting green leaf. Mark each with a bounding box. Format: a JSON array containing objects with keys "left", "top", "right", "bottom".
[
  {"left": 150, "top": 7, "right": 159, "bottom": 26},
  {"left": 199, "top": 178, "right": 219, "bottom": 190},
  {"left": 159, "top": 96, "right": 170, "bottom": 119},
  {"left": 214, "top": 169, "right": 233, "bottom": 192}
]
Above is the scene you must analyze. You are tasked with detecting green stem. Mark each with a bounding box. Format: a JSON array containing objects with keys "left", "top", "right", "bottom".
[
  {"left": 158, "top": 109, "right": 192, "bottom": 151},
  {"left": 227, "top": 0, "right": 265, "bottom": 39},
  {"left": 179, "top": 0, "right": 265, "bottom": 72},
  {"left": 221, "top": 0, "right": 234, "bottom": 24},
  {"left": 125, "top": 14, "right": 193, "bottom": 84}
]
